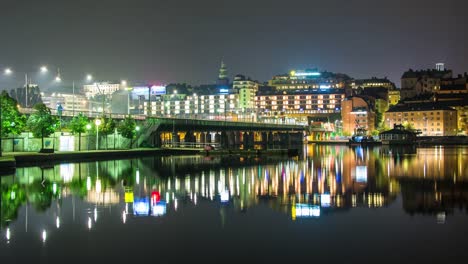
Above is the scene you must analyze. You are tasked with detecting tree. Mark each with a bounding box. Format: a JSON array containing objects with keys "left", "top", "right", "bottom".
[
  {"left": 68, "top": 113, "right": 89, "bottom": 151},
  {"left": 99, "top": 115, "right": 116, "bottom": 149},
  {"left": 26, "top": 103, "right": 59, "bottom": 151},
  {"left": 403, "top": 121, "right": 416, "bottom": 132},
  {"left": 117, "top": 115, "right": 136, "bottom": 148},
  {"left": 1, "top": 91, "right": 27, "bottom": 136}
]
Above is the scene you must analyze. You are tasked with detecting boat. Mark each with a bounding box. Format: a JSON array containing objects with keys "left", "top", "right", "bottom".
[
  {"left": 347, "top": 128, "right": 381, "bottom": 146},
  {"left": 379, "top": 124, "right": 418, "bottom": 145}
]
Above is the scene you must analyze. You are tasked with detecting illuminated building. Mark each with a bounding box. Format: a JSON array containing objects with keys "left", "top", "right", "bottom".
[
  {"left": 400, "top": 64, "right": 452, "bottom": 99},
  {"left": 41, "top": 92, "right": 89, "bottom": 114},
  {"left": 384, "top": 104, "right": 457, "bottom": 136},
  {"left": 388, "top": 89, "right": 401, "bottom": 105},
  {"left": 144, "top": 93, "right": 238, "bottom": 119},
  {"left": 351, "top": 77, "right": 396, "bottom": 90},
  {"left": 268, "top": 69, "right": 350, "bottom": 91},
  {"left": 255, "top": 88, "right": 345, "bottom": 121},
  {"left": 341, "top": 96, "right": 376, "bottom": 135},
  {"left": 233, "top": 74, "right": 259, "bottom": 110},
  {"left": 83, "top": 82, "right": 122, "bottom": 98}
]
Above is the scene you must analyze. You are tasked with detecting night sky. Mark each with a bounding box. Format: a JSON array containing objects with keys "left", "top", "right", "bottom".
[{"left": 1, "top": 0, "right": 467, "bottom": 88}]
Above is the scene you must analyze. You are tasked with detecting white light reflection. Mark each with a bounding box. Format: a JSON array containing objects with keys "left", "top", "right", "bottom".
[
  {"left": 42, "top": 230, "right": 47, "bottom": 242},
  {"left": 94, "top": 207, "right": 98, "bottom": 222},
  {"left": 56, "top": 217, "right": 60, "bottom": 229},
  {"left": 122, "top": 211, "right": 127, "bottom": 224},
  {"left": 96, "top": 179, "right": 102, "bottom": 193},
  {"left": 86, "top": 177, "right": 91, "bottom": 191},
  {"left": 174, "top": 199, "right": 178, "bottom": 211},
  {"left": 88, "top": 217, "right": 92, "bottom": 229},
  {"left": 6, "top": 228, "right": 10, "bottom": 241}
]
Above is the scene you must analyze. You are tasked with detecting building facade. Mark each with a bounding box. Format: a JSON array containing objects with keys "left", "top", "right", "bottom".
[
  {"left": 83, "top": 82, "right": 122, "bottom": 98},
  {"left": 42, "top": 92, "right": 89, "bottom": 114},
  {"left": 233, "top": 74, "right": 259, "bottom": 111},
  {"left": 341, "top": 96, "right": 376, "bottom": 135},
  {"left": 255, "top": 88, "right": 345, "bottom": 122},
  {"left": 268, "top": 69, "right": 350, "bottom": 91},
  {"left": 351, "top": 77, "right": 396, "bottom": 90},
  {"left": 401, "top": 64, "right": 453, "bottom": 99},
  {"left": 384, "top": 104, "right": 457, "bottom": 136},
  {"left": 144, "top": 94, "right": 239, "bottom": 120}
]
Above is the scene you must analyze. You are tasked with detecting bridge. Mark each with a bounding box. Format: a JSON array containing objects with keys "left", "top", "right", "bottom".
[
  {"left": 138, "top": 117, "right": 307, "bottom": 149},
  {"left": 20, "top": 107, "right": 308, "bottom": 149}
]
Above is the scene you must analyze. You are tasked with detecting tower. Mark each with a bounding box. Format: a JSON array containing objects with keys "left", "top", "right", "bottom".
[
  {"left": 436, "top": 63, "right": 445, "bottom": 71},
  {"left": 217, "top": 60, "right": 229, "bottom": 85}
]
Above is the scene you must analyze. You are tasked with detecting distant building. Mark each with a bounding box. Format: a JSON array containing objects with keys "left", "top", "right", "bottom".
[
  {"left": 42, "top": 92, "right": 88, "bottom": 114},
  {"left": 233, "top": 74, "right": 259, "bottom": 111},
  {"left": 216, "top": 61, "right": 229, "bottom": 86},
  {"left": 351, "top": 77, "right": 396, "bottom": 90},
  {"left": 10, "top": 84, "right": 42, "bottom": 108},
  {"left": 341, "top": 96, "right": 376, "bottom": 135},
  {"left": 256, "top": 88, "right": 345, "bottom": 123},
  {"left": 83, "top": 82, "right": 122, "bottom": 98},
  {"left": 144, "top": 93, "right": 238, "bottom": 120},
  {"left": 388, "top": 89, "right": 401, "bottom": 106},
  {"left": 384, "top": 103, "right": 457, "bottom": 136},
  {"left": 268, "top": 69, "right": 350, "bottom": 91},
  {"left": 400, "top": 64, "right": 453, "bottom": 99}
]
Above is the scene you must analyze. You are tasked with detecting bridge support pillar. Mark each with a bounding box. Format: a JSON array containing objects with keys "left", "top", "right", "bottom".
[
  {"left": 227, "top": 131, "right": 235, "bottom": 149},
  {"left": 234, "top": 131, "right": 241, "bottom": 148},
  {"left": 220, "top": 131, "right": 228, "bottom": 149},
  {"left": 214, "top": 132, "right": 221, "bottom": 146},
  {"left": 200, "top": 132, "right": 206, "bottom": 145},
  {"left": 261, "top": 132, "right": 268, "bottom": 148},
  {"left": 172, "top": 132, "right": 180, "bottom": 146}
]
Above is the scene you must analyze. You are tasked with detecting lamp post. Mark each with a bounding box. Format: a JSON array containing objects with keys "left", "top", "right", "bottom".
[
  {"left": 95, "top": 119, "right": 101, "bottom": 150},
  {"left": 86, "top": 124, "right": 92, "bottom": 150},
  {"left": 3, "top": 66, "right": 50, "bottom": 108}
]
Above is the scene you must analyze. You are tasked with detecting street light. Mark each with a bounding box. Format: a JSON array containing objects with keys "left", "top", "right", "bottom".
[
  {"left": 95, "top": 119, "right": 102, "bottom": 150},
  {"left": 86, "top": 74, "right": 93, "bottom": 82},
  {"left": 86, "top": 124, "right": 92, "bottom": 150},
  {"left": 3, "top": 66, "right": 49, "bottom": 107},
  {"left": 121, "top": 80, "right": 132, "bottom": 115}
]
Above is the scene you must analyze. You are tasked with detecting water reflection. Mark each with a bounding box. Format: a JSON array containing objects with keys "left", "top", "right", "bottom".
[{"left": 1, "top": 145, "right": 467, "bottom": 243}]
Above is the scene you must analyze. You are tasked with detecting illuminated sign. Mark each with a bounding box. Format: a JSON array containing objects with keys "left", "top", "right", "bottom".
[
  {"left": 151, "top": 85, "right": 166, "bottom": 95},
  {"left": 291, "top": 70, "right": 321, "bottom": 77},
  {"left": 292, "top": 204, "right": 320, "bottom": 220},
  {"left": 133, "top": 198, "right": 150, "bottom": 216},
  {"left": 125, "top": 192, "right": 134, "bottom": 203},
  {"left": 219, "top": 88, "right": 229, "bottom": 94},
  {"left": 131, "top": 85, "right": 166, "bottom": 99},
  {"left": 321, "top": 194, "right": 331, "bottom": 207},
  {"left": 220, "top": 189, "right": 229, "bottom": 203},
  {"left": 151, "top": 191, "right": 161, "bottom": 204},
  {"left": 355, "top": 166, "right": 368, "bottom": 183},
  {"left": 319, "top": 85, "right": 331, "bottom": 89},
  {"left": 152, "top": 201, "right": 167, "bottom": 217}
]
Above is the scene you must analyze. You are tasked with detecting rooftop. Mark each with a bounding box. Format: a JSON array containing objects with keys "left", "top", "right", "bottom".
[{"left": 387, "top": 103, "right": 456, "bottom": 112}]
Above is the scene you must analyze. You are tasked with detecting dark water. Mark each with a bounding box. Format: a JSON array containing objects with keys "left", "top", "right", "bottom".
[{"left": 1, "top": 145, "right": 468, "bottom": 263}]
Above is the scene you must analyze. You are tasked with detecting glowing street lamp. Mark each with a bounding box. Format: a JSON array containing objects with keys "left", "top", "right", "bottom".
[
  {"left": 4, "top": 68, "right": 12, "bottom": 75},
  {"left": 40, "top": 66, "right": 48, "bottom": 73},
  {"left": 95, "top": 119, "right": 102, "bottom": 150},
  {"left": 86, "top": 74, "right": 93, "bottom": 82}
]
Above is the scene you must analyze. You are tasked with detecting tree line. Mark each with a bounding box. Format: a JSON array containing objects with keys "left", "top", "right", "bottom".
[{"left": 1, "top": 91, "right": 139, "bottom": 151}]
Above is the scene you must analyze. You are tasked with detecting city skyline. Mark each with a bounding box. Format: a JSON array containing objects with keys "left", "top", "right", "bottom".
[{"left": 1, "top": 0, "right": 467, "bottom": 87}]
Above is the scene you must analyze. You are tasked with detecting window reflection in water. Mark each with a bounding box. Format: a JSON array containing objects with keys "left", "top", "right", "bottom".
[{"left": 1, "top": 145, "right": 467, "bottom": 242}]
